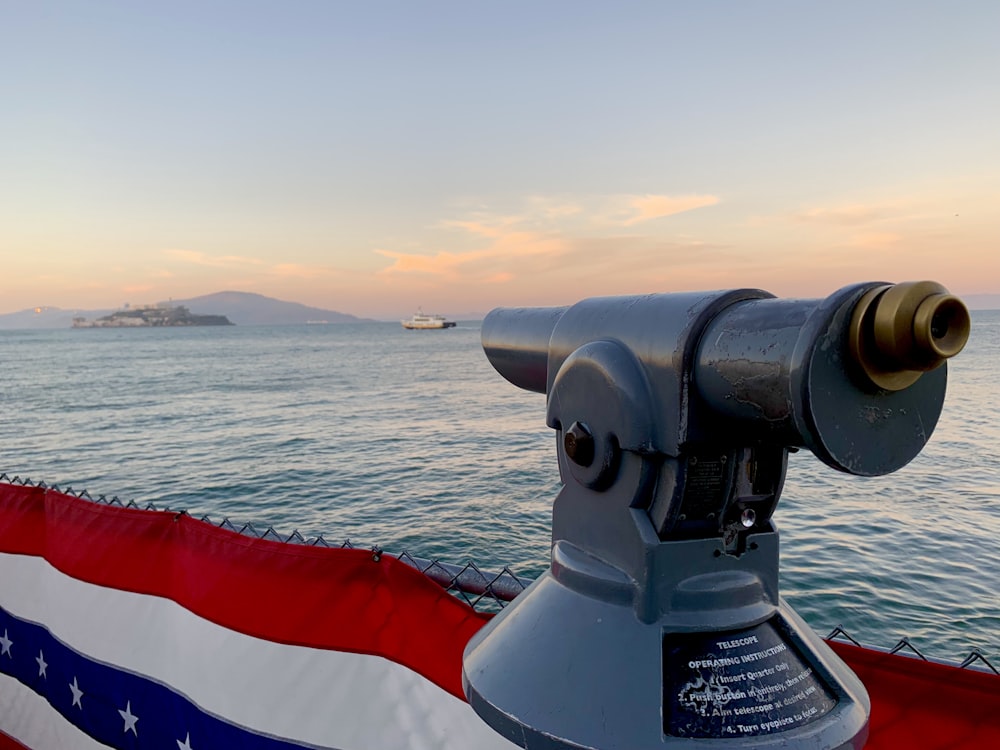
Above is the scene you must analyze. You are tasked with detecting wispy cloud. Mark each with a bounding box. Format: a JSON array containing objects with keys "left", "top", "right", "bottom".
[
  {"left": 436, "top": 220, "right": 508, "bottom": 238},
  {"left": 375, "top": 191, "right": 726, "bottom": 294},
  {"left": 620, "top": 194, "right": 719, "bottom": 225},
  {"left": 375, "top": 249, "right": 470, "bottom": 277},
  {"left": 849, "top": 231, "right": 902, "bottom": 249},
  {"left": 376, "top": 230, "right": 567, "bottom": 281},
  {"left": 438, "top": 192, "right": 719, "bottom": 234},
  {"left": 484, "top": 271, "right": 515, "bottom": 283}
]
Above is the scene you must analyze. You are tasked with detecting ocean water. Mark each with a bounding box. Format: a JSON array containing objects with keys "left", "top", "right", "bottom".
[{"left": 1, "top": 311, "right": 998, "bottom": 664}]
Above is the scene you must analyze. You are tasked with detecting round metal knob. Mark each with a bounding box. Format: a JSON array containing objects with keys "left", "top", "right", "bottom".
[{"left": 563, "top": 422, "right": 595, "bottom": 467}]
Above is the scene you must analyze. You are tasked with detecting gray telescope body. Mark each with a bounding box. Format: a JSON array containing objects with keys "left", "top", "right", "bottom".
[{"left": 463, "top": 282, "right": 969, "bottom": 749}]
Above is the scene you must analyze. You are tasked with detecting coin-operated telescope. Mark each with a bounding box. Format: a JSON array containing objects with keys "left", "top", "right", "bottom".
[{"left": 464, "top": 281, "right": 970, "bottom": 750}]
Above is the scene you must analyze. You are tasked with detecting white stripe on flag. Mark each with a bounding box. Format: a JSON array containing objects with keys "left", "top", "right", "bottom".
[
  {"left": 0, "top": 672, "right": 110, "bottom": 750},
  {"left": 0, "top": 552, "right": 517, "bottom": 750}
]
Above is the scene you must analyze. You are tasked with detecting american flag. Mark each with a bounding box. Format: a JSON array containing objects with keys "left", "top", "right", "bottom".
[
  {"left": 6, "top": 481, "right": 999, "bottom": 750},
  {"left": 0, "top": 482, "right": 517, "bottom": 749}
]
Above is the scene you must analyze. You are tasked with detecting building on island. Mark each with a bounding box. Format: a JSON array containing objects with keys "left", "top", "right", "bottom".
[{"left": 72, "top": 304, "right": 233, "bottom": 328}]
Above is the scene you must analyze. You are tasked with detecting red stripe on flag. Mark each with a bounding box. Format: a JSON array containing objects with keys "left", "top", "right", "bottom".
[
  {"left": 0, "top": 484, "right": 489, "bottom": 699},
  {"left": 0, "top": 729, "right": 31, "bottom": 750},
  {"left": 828, "top": 640, "right": 1000, "bottom": 749},
  {"left": 0, "top": 731, "right": 29, "bottom": 750}
]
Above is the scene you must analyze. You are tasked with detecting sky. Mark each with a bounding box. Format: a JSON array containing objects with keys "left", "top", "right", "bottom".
[{"left": 2, "top": 1, "right": 998, "bottom": 318}]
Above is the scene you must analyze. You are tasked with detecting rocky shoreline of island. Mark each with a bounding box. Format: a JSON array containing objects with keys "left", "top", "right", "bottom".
[{"left": 72, "top": 304, "right": 233, "bottom": 328}]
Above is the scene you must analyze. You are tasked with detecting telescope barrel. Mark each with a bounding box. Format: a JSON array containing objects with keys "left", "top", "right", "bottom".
[
  {"left": 481, "top": 305, "right": 567, "bottom": 394},
  {"left": 480, "top": 282, "right": 969, "bottom": 476},
  {"left": 695, "top": 282, "right": 971, "bottom": 429}
]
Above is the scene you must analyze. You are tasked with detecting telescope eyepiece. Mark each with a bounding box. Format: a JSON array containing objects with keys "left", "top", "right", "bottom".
[
  {"left": 915, "top": 293, "right": 969, "bottom": 359},
  {"left": 849, "top": 281, "right": 971, "bottom": 391}
]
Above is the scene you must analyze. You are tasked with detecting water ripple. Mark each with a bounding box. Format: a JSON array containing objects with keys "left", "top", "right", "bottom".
[{"left": 1, "top": 312, "right": 998, "bottom": 660}]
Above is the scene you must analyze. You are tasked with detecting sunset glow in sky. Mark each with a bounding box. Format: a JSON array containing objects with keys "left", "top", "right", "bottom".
[{"left": 2, "top": 2, "right": 998, "bottom": 318}]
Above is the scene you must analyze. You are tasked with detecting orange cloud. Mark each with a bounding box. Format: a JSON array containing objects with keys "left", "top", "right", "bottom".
[
  {"left": 439, "top": 192, "right": 719, "bottom": 235},
  {"left": 374, "top": 192, "right": 731, "bottom": 298},
  {"left": 849, "top": 232, "right": 902, "bottom": 249},
  {"left": 375, "top": 249, "right": 472, "bottom": 277},
  {"left": 621, "top": 194, "right": 719, "bottom": 225},
  {"left": 376, "top": 230, "right": 566, "bottom": 281},
  {"left": 437, "top": 220, "right": 507, "bottom": 238}
]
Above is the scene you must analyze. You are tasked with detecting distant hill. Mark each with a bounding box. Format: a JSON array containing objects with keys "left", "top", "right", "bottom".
[
  {"left": 0, "top": 293, "right": 365, "bottom": 330},
  {"left": 0, "top": 306, "right": 114, "bottom": 330},
  {"left": 161, "top": 292, "right": 365, "bottom": 326}
]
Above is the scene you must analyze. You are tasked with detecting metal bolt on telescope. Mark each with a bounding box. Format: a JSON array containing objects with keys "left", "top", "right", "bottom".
[{"left": 463, "top": 281, "right": 970, "bottom": 750}]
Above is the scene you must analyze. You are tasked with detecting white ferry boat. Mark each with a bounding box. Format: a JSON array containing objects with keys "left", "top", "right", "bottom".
[{"left": 402, "top": 309, "right": 456, "bottom": 329}]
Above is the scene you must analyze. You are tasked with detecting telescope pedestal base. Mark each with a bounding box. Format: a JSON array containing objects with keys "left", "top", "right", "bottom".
[{"left": 463, "top": 564, "right": 869, "bottom": 749}]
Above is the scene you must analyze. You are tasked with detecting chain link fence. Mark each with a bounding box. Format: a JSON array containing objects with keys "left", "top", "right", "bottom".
[{"left": 2, "top": 473, "right": 995, "bottom": 673}]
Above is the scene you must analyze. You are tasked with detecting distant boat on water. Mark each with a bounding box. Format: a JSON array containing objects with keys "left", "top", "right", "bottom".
[{"left": 402, "top": 309, "right": 456, "bottom": 329}]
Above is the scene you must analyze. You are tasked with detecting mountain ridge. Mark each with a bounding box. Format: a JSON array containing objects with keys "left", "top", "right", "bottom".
[
  {"left": 0, "top": 292, "right": 368, "bottom": 330},
  {"left": 160, "top": 291, "right": 368, "bottom": 326}
]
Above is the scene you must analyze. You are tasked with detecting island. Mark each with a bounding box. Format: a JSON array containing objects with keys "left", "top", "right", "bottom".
[{"left": 72, "top": 304, "right": 234, "bottom": 328}]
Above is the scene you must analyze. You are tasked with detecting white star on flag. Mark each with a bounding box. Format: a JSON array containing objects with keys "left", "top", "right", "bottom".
[
  {"left": 0, "top": 629, "right": 11, "bottom": 657},
  {"left": 119, "top": 700, "right": 139, "bottom": 735},
  {"left": 177, "top": 732, "right": 194, "bottom": 750},
  {"left": 36, "top": 650, "right": 47, "bottom": 678},
  {"left": 69, "top": 676, "right": 84, "bottom": 708}
]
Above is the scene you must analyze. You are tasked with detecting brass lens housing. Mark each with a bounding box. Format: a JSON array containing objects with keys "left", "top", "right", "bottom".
[{"left": 848, "top": 281, "right": 971, "bottom": 391}]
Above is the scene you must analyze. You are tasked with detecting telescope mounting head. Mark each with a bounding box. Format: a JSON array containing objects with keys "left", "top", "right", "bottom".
[{"left": 464, "top": 281, "right": 969, "bottom": 750}]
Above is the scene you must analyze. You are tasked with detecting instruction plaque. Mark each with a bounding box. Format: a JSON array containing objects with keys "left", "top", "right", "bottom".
[{"left": 663, "top": 618, "right": 837, "bottom": 738}]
